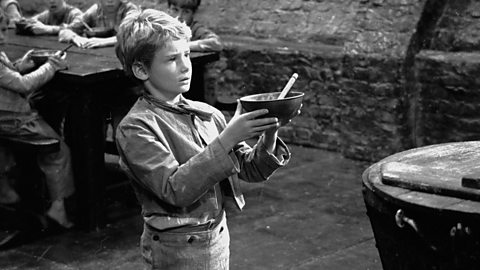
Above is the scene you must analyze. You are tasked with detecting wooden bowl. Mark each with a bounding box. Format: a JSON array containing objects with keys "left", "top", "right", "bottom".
[
  {"left": 85, "top": 27, "right": 115, "bottom": 38},
  {"left": 239, "top": 91, "right": 304, "bottom": 124},
  {"left": 30, "top": 49, "right": 59, "bottom": 66},
  {"left": 15, "top": 20, "right": 33, "bottom": 35}
]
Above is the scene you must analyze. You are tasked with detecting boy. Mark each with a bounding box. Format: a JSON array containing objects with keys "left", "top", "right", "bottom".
[
  {"left": 28, "top": 0, "right": 83, "bottom": 35},
  {"left": 167, "top": 0, "right": 223, "bottom": 52},
  {"left": 59, "top": 0, "right": 137, "bottom": 49},
  {"left": 0, "top": 8, "right": 74, "bottom": 229},
  {"left": 115, "top": 9, "right": 291, "bottom": 269}
]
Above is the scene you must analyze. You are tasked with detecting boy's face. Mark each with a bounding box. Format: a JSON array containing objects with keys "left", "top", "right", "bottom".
[
  {"left": 140, "top": 39, "right": 192, "bottom": 101},
  {"left": 0, "top": 16, "right": 7, "bottom": 46},
  {"left": 99, "top": 0, "right": 121, "bottom": 13},
  {"left": 168, "top": 4, "right": 195, "bottom": 26},
  {"left": 47, "top": 0, "right": 66, "bottom": 13}
]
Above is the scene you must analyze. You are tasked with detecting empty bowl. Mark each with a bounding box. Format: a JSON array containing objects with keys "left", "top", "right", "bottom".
[
  {"left": 85, "top": 27, "right": 115, "bottom": 38},
  {"left": 15, "top": 19, "right": 34, "bottom": 35},
  {"left": 239, "top": 91, "right": 304, "bottom": 123},
  {"left": 30, "top": 50, "right": 60, "bottom": 66}
]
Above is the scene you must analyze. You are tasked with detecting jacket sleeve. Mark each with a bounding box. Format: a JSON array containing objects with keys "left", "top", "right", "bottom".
[
  {"left": 31, "top": 10, "right": 49, "bottom": 24},
  {"left": 64, "top": 7, "right": 84, "bottom": 33},
  {"left": 116, "top": 116, "right": 240, "bottom": 208},
  {"left": 0, "top": 60, "right": 56, "bottom": 94},
  {"left": 190, "top": 22, "right": 223, "bottom": 52},
  {"left": 212, "top": 110, "right": 291, "bottom": 183}
]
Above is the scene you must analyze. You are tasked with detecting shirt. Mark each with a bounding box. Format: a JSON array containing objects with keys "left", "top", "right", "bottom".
[{"left": 116, "top": 93, "right": 290, "bottom": 231}]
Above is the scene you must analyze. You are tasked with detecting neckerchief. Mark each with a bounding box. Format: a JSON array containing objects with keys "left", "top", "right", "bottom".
[{"left": 143, "top": 93, "right": 213, "bottom": 121}]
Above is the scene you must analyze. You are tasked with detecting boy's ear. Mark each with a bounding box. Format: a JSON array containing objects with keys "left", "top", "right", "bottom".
[{"left": 132, "top": 62, "right": 149, "bottom": 81}]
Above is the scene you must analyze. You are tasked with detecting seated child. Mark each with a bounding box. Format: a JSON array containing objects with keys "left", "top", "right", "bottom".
[
  {"left": 28, "top": 0, "right": 83, "bottom": 35},
  {"left": 115, "top": 9, "right": 292, "bottom": 269},
  {"left": 167, "top": 0, "right": 223, "bottom": 52},
  {"left": 0, "top": 8, "right": 74, "bottom": 229},
  {"left": 59, "top": 0, "right": 138, "bottom": 49},
  {"left": 1, "top": 0, "right": 21, "bottom": 28}
]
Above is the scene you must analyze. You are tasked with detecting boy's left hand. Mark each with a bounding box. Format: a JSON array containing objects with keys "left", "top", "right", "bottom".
[
  {"left": 16, "top": 50, "right": 35, "bottom": 72},
  {"left": 263, "top": 104, "right": 302, "bottom": 151}
]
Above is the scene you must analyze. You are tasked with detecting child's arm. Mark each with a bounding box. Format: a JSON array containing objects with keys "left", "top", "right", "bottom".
[
  {"left": 61, "top": 7, "right": 84, "bottom": 34},
  {"left": 216, "top": 103, "right": 291, "bottom": 182},
  {"left": 29, "top": 11, "right": 62, "bottom": 35},
  {"left": 59, "top": 4, "right": 97, "bottom": 45},
  {"left": 117, "top": 121, "right": 244, "bottom": 208},
  {"left": 190, "top": 22, "right": 223, "bottom": 52},
  {"left": 12, "top": 50, "right": 35, "bottom": 74},
  {"left": 0, "top": 55, "right": 66, "bottom": 94},
  {"left": 81, "top": 36, "right": 117, "bottom": 49}
]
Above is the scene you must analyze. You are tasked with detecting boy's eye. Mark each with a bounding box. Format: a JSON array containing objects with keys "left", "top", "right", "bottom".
[{"left": 184, "top": 51, "right": 190, "bottom": 57}]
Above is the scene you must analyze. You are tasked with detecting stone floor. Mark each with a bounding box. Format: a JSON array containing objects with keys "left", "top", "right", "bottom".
[{"left": 0, "top": 145, "right": 382, "bottom": 270}]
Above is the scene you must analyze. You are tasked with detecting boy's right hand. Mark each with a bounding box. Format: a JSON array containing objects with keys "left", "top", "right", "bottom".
[
  {"left": 47, "top": 53, "right": 68, "bottom": 71},
  {"left": 218, "top": 101, "right": 279, "bottom": 150}
]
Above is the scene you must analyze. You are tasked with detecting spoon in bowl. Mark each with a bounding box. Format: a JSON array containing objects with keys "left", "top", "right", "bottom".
[{"left": 277, "top": 73, "right": 298, "bottom": 99}]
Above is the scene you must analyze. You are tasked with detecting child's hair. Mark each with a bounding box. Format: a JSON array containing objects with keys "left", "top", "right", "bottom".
[
  {"left": 115, "top": 9, "right": 192, "bottom": 79},
  {"left": 167, "top": 0, "right": 201, "bottom": 12}
]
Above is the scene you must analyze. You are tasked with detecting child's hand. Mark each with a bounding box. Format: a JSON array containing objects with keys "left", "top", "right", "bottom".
[
  {"left": 218, "top": 100, "right": 279, "bottom": 150},
  {"left": 263, "top": 104, "right": 302, "bottom": 153},
  {"left": 16, "top": 49, "right": 35, "bottom": 72},
  {"left": 82, "top": 38, "right": 110, "bottom": 49},
  {"left": 71, "top": 36, "right": 89, "bottom": 48},
  {"left": 47, "top": 53, "right": 68, "bottom": 71}
]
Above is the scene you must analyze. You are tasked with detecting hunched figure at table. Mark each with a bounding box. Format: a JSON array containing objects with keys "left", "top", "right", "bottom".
[
  {"left": 59, "top": 0, "right": 138, "bottom": 49},
  {"left": 0, "top": 9, "right": 74, "bottom": 230},
  {"left": 28, "top": 0, "right": 83, "bottom": 36},
  {"left": 166, "top": 0, "right": 223, "bottom": 52},
  {"left": 115, "top": 9, "right": 291, "bottom": 269}
]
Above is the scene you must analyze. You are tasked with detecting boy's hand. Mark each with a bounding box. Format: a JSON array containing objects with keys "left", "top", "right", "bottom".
[
  {"left": 263, "top": 104, "right": 302, "bottom": 153},
  {"left": 82, "top": 38, "right": 110, "bottom": 49},
  {"left": 218, "top": 101, "right": 279, "bottom": 150},
  {"left": 71, "top": 36, "right": 89, "bottom": 48},
  {"left": 47, "top": 53, "right": 68, "bottom": 71},
  {"left": 16, "top": 49, "right": 35, "bottom": 72}
]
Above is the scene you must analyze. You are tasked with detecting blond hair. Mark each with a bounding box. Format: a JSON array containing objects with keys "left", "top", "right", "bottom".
[{"left": 115, "top": 9, "right": 192, "bottom": 78}]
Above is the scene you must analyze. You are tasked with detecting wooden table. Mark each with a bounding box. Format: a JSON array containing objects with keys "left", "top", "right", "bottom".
[
  {"left": 363, "top": 141, "right": 480, "bottom": 270},
  {"left": 4, "top": 30, "right": 220, "bottom": 231}
]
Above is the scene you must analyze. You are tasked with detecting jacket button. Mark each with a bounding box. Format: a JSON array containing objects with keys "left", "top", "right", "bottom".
[{"left": 153, "top": 235, "right": 159, "bottom": 241}]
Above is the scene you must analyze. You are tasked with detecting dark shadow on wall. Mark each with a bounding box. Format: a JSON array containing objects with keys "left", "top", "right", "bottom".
[{"left": 403, "top": 0, "right": 449, "bottom": 148}]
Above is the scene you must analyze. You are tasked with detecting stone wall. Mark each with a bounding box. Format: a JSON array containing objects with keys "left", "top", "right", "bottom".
[
  {"left": 415, "top": 51, "right": 480, "bottom": 145},
  {"left": 414, "top": 0, "right": 480, "bottom": 147},
  {"left": 18, "top": 0, "right": 476, "bottom": 162}
]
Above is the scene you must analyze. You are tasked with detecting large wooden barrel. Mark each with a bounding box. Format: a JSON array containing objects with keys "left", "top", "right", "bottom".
[{"left": 363, "top": 141, "right": 480, "bottom": 270}]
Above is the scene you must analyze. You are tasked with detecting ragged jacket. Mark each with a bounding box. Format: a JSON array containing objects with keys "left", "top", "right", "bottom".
[{"left": 116, "top": 94, "right": 290, "bottom": 231}]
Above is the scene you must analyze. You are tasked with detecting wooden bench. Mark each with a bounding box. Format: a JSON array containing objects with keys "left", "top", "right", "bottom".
[{"left": 0, "top": 136, "right": 60, "bottom": 154}]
